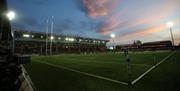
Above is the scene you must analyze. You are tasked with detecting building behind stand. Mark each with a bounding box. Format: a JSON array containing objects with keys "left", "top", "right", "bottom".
[{"left": 116, "top": 40, "right": 173, "bottom": 51}]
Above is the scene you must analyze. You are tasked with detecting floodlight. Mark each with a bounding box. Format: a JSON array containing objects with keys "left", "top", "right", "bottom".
[
  {"left": 23, "top": 34, "right": 30, "bottom": 38},
  {"left": 109, "top": 46, "right": 114, "bottom": 50},
  {"left": 70, "top": 38, "right": 74, "bottom": 41},
  {"left": 110, "top": 33, "right": 115, "bottom": 38},
  {"left": 65, "top": 37, "right": 69, "bottom": 41},
  {"left": 110, "top": 33, "right": 115, "bottom": 51},
  {"left": 66, "top": 38, "right": 75, "bottom": 41},
  {"left": 50, "top": 36, "right": 54, "bottom": 40},
  {"left": 167, "top": 22, "right": 173, "bottom": 28},
  {"left": 6, "top": 11, "right": 15, "bottom": 21}
]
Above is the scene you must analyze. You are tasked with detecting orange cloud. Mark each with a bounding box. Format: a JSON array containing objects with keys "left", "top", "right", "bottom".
[
  {"left": 100, "top": 15, "right": 167, "bottom": 35},
  {"left": 114, "top": 24, "right": 167, "bottom": 41},
  {"left": 126, "top": 16, "right": 166, "bottom": 29}
]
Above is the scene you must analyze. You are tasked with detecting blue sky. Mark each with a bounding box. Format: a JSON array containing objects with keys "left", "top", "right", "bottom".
[{"left": 7, "top": 0, "right": 180, "bottom": 45}]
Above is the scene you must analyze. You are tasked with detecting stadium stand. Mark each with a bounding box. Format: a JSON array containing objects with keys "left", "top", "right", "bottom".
[{"left": 14, "top": 29, "right": 109, "bottom": 55}]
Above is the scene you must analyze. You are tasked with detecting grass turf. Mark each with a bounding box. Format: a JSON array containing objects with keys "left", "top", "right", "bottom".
[{"left": 24, "top": 51, "right": 180, "bottom": 91}]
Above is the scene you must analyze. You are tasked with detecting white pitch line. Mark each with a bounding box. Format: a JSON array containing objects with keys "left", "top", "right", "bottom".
[
  {"left": 53, "top": 58, "right": 152, "bottom": 67},
  {"left": 131, "top": 52, "right": 174, "bottom": 85},
  {"left": 36, "top": 60, "right": 128, "bottom": 85},
  {"left": 82, "top": 61, "right": 152, "bottom": 67}
]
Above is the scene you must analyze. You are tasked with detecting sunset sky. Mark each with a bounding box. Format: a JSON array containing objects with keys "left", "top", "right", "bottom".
[{"left": 7, "top": 0, "right": 180, "bottom": 45}]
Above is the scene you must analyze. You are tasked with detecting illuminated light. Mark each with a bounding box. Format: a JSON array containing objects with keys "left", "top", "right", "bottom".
[
  {"left": 50, "top": 36, "right": 54, "bottom": 40},
  {"left": 110, "top": 33, "right": 115, "bottom": 38},
  {"left": 167, "top": 22, "right": 173, "bottom": 28},
  {"left": 58, "top": 37, "right": 61, "bottom": 40},
  {"left": 41, "top": 36, "right": 43, "bottom": 38},
  {"left": 93, "top": 40, "right": 96, "bottom": 43},
  {"left": 23, "top": 34, "right": 30, "bottom": 38},
  {"left": 69, "top": 38, "right": 74, "bottom": 41},
  {"left": 32, "top": 35, "right": 34, "bottom": 38},
  {"left": 65, "top": 37, "right": 69, "bottom": 41},
  {"left": 6, "top": 11, "right": 15, "bottom": 20},
  {"left": 70, "top": 38, "right": 75, "bottom": 41},
  {"left": 65, "top": 37, "right": 74, "bottom": 41},
  {"left": 109, "top": 46, "right": 114, "bottom": 50}
]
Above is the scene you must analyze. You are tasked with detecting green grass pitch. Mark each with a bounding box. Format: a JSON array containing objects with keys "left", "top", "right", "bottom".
[{"left": 24, "top": 51, "right": 180, "bottom": 91}]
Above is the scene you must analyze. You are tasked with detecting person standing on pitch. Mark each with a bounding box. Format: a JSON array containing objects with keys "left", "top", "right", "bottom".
[
  {"left": 124, "top": 48, "right": 132, "bottom": 85},
  {"left": 153, "top": 49, "right": 157, "bottom": 65}
]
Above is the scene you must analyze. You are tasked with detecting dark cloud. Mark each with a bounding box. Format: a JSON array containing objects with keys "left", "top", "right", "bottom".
[
  {"left": 79, "top": 21, "right": 103, "bottom": 32},
  {"left": 18, "top": 17, "right": 40, "bottom": 27},
  {"left": 25, "top": 18, "right": 39, "bottom": 27},
  {"left": 73, "top": 0, "right": 86, "bottom": 14},
  {"left": 53, "top": 19, "right": 74, "bottom": 33},
  {"left": 14, "top": 0, "right": 49, "bottom": 6},
  {"left": 79, "top": 21, "right": 94, "bottom": 30},
  {"left": 11, "top": 15, "right": 46, "bottom": 32},
  {"left": 11, "top": 23, "right": 27, "bottom": 30}
]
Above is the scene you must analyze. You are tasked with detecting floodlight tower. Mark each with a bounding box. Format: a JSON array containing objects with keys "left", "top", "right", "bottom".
[
  {"left": 50, "top": 16, "right": 54, "bottom": 56},
  {"left": 46, "top": 20, "right": 49, "bottom": 56},
  {"left": 110, "top": 33, "right": 115, "bottom": 50},
  {"left": 1, "top": 0, "right": 31, "bottom": 90},
  {"left": 167, "top": 22, "right": 175, "bottom": 49},
  {"left": 6, "top": 11, "right": 15, "bottom": 55}
]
